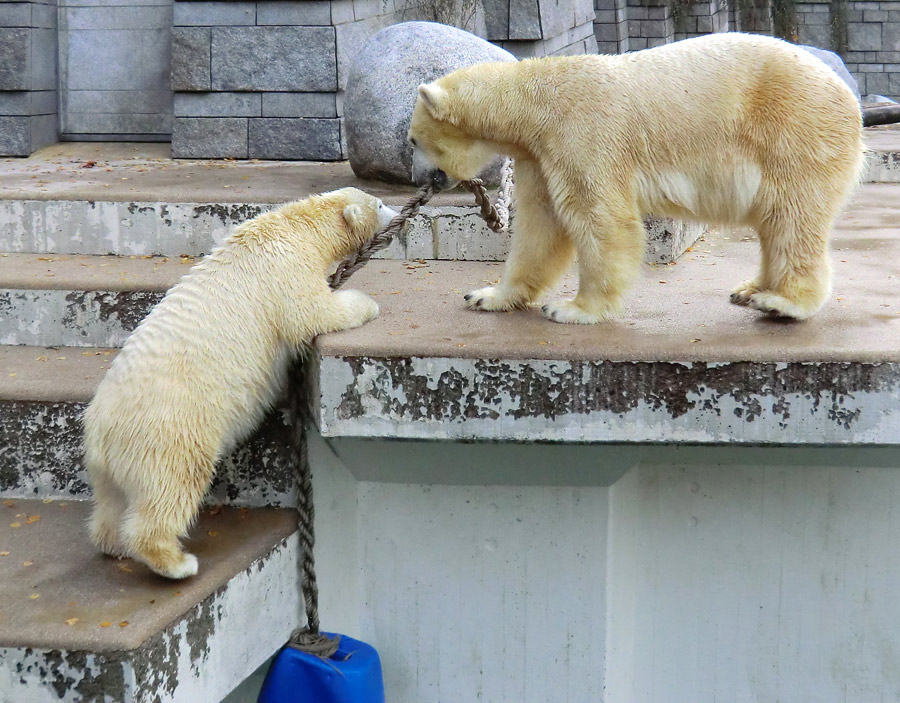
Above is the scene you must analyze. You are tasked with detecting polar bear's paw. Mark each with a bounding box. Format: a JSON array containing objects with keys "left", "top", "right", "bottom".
[
  {"left": 464, "top": 286, "right": 527, "bottom": 312},
  {"left": 747, "top": 292, "right": 810, "bottom": 320},
  {"left": 541, "top": 300, "right": 612, "bottom": 325},
  {"left": 335, "top": 289, "right": 380, "bottom": 328},
  {"left": 148, "top": 552, "right": 199, "bottom": 581},
  {"left": 729, "top": 278, "right": 762, "bottom": 306}
]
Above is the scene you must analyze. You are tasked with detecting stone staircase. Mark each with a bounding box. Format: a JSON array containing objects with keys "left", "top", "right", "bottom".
[{"left": 1, "top": 134, "right": 899, "bottom": 702}]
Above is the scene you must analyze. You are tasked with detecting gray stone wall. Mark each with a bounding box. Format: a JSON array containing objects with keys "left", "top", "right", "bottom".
[
  {"left": 58, "top": 0, "right": 173, "bottom": 141},
  {"left": 797, "top": 0, "right": 900, "bottom": 97},
  {"left": 0, "top": 0, "right": 58, "bottom": 156},
  {"left": 489, "top": 0, "right": 598, "bottom": 57}
]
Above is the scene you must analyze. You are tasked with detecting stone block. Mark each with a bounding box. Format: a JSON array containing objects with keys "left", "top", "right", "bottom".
[
  {"left": 63, "top": 111, "right": 172, "bottom": 136},
  {"left": 330, "top": 0, "right": 354, "bottom": 24},
  {"left": 509, "top": 0, "right": 542, "bottom": 39},
  {"left": 68, "top": 89, "right": 171, "bottom": 115},
  {"left": 639, "top": 19, "right": 668, "bottom": 36},
  {"left": 257, "top": 1, "right": 332, "bottom": 25},
  {"left": 65, "top": 29, "right": 165, "bottom": 91},
  {"left": 848, "top": 22, "right": 883, "bottom": 50},
  {"left": 596, "top": 39, "right": 618, "bottom": 52},
  {"left": 595, "top": 9, "right": 616, "bottom": 22},
  {"left": 889, "top": 71, "right": 900, "bottom": 93},
  {"left": 798, "top": 23, "right": 831, "bottom": 48},
  {"left": 172, "top": 117, "right": 248, "bottom": 158},
  {"left": 628, "top": 6, "right": 648, "bottom": 19},
  {"left": 353, "top": 0, "right": 387, "bottom": 21},
  {"left": 646, "top": 35, "right": 668, "bottom": 46},
  {"left": 262, "top": 92, "right": 337, "bottom": 118},
  {"left": 248, "top": 118, "right": 342, "bottom": 160},
  {"left": 64, "top": 5, "right": 171, "bottom": 30},
  {"left": 0, "top": 91, "right": 30, "bottom": 115},
  {"left": 0, "top": 28, "right": 29, "bottom": 91},
  {"left": 30, "top": 27, "right": 57, "bottom": 91},
  {"left": 173, "top": 1, "right": 255, "bottom": 26},
  {"left": 864, "top": 9, "right": 890, "bottom": 20},
  {"left": 31, "top": 3, "right": 56, "bottom": 29},
  {"left": 0, "top": 115, "right": 29, "bottom": 155},
  {"left": 484, "top": 0, "right": 510, "bottom": 39},
  {"left": 697, "top": 14, "right": 712, "bottom": 31},
  {"left": 0, "top": 3, "right": 31, "bottom": 27},
  {"left": 172, "top": 27, "right": 211, "bottom": 91},
  {"left": 647, "top": 5, "right": 669, "bottom": 18},
  {"left": 175, "top": 92, "right": 262, "bottom": 117},
  {"left": 595, "top": 21, "right": 618, "bottom": 39},
  {"left": 30, "top": 112, "right": 57, "bottom": 151},
  {"left": 211, "top": 27, "right": 337, "bottom": 92}
]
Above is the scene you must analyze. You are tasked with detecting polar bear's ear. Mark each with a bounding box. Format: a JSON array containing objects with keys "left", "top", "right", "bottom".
[
  {"left": 417, "top": 83, "right": 448, "bottom": 119},
  {"left": 342, "top": 203, "right": 364, "bottom": 229}
]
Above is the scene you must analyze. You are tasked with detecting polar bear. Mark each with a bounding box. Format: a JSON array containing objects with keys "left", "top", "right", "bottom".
[
  {"left": 84, "top": 188, "right": 396, "bottom": 579},
  {"left": 407, "top": 32, "right": 864, "bottom": 323}
]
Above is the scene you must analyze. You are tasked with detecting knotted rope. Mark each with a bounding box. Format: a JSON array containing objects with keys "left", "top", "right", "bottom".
[{"left": 288, "top": 159, "right": 514, "bottom": 659}]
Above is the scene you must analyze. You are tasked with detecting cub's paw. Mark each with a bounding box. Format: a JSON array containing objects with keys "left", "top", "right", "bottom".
[
  {"left": 464, "top": 286, "right": 525, "bottom": 312},
  {"left": 335, "top": 289, "right": 380, "bottom": 328},
  {"left": 747, "top": 292, "right": 809, "bottom": 320},
  {"left": 541, "top": 300, "right": 612, "bottom": 325},
  {"left": 729, "top": 278, "right": 762, "bottom": 306}
]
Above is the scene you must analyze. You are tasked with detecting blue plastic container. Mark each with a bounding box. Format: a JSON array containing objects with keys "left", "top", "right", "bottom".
[{"left": 257, "top": 633, "right": 385, "bottom": 703}]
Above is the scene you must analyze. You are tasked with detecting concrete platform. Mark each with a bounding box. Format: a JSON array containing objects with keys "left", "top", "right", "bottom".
[{"left": 0, "top": 499, "right": 300, "bottom": 703}]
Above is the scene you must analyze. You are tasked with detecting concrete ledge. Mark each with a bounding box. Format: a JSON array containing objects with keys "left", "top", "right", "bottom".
[
  {"left": 0, "top": 500, "right": 300, "bottom": 703},
  {"left": 0, "top": 348, "right": 295, "bottom": 505}
]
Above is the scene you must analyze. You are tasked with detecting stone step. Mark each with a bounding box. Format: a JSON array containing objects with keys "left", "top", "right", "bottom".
[
  {"left": 0, "top": 253, "right": 190, "bottom": 347},
  {"left": 0, "top": 498, "right": 300, "bottom": 703},
  {"left": 0, "top": 346, "right": 295, "bottom": 504},
  {"left": 0, "top": 143, "right": 700, "bottom": 262}
]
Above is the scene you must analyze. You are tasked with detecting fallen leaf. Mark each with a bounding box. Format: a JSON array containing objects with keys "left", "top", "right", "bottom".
[
  {"left": 28, "top": 593, "right": 39, "bottom": 600},
  {"left": 2, "top": 500, "right": 14, "bottom": 507},
  {"left": 119, "top": 620, "right": 129, "bottom": 627},
  {"left": 22, "top": 561, "right": 33, "bottom": 567},
  {"left": 99, "top": 621, "right": 111, "bottom": 628},
  {"left": 65, "top": 618, "right": 79, "bottom": 626},
  {"left": 25, "top": 515, "right": 40, "bottom": 524},
  {"left": 208, "top": 530, "right": 218, "bottom": 537},
  {"left": 10, "top": 522, "right": 21, "bottom": 529},
  {"left": 118, "top": 563, "right": 132, "bottom": 573},
  {"left": 691, "top": 338, "right": 702, "bottom": 343},
  {"left": 0, "top": 551, "right": 9, "bottom": 556},
  {"left": 81, "top": 160, "right": 97, "bottom": 169},
  {"left": 42, "top": 498, "right": 54, "bottom": 504}
]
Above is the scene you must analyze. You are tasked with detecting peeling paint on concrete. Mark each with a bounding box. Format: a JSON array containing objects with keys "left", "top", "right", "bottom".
[
  {"left": 865, "top": 150, "right": 900, "bottom": 182},
  {"left": 0, "top": 200, "right": 702, "bottom": 263},
  {"left": 0, "top": 289, "right": 163, "bottom": 347},
  {"left": 0, "top": 533, "right": 300, "bottom": 703},
  {"left": 0, "top": 401, "right": 296, "bottom": 506},
  {"left": 316, "top": 356, "right": 900, "bottom": 444}
]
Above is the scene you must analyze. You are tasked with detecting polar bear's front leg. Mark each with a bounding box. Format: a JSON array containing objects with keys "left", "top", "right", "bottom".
[
  {"left": 542, "top": 211, "right": 646, "bottom": 324},
  {"left": 465, "top": 159, "right": 575, "bottom": 313},
  {"left": 324, "top": 289, "right": 380, "bottom": 332}
]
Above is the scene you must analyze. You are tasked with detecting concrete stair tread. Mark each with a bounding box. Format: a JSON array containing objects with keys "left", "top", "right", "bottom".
[
  {"left": 0, "top": 345, "right": 115, "bottom": 402},
  {"left": 0, "top": 253, "right": 195, "bottom": 292},
  {"left": 0, "top": 499, "right": 297, "bottom": 652},
  {"left": 0, "top": 142, "right": 475, "bottom": 207}
]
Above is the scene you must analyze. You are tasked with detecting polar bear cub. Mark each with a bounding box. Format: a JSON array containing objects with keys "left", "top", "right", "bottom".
[
  {"left": 408, "top": 32, "right": 864, "bottom": 323},
  {"left": 84, "top": 188, "right": 396, "bottom": 579}
]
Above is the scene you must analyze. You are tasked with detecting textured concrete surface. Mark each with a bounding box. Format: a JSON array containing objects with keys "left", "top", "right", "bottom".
[
  {"left": 0, "top": 499, "right": 297, "bottom": 651},
  {"left": 317, "top": 186, "right": 900, "bottom": 364}
]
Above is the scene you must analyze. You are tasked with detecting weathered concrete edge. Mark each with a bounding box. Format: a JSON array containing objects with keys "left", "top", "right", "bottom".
[
  {"left": 0, "top": 532, "right": 299, "bottom": 703},
  {"left": 0, "top": 199, "right": 702, "bottom": 263},
  {"left": 314, "top": 356, "right": 900, "bottom": 445},
  {"left": 0, "top": 401, "right": 296, "bottom": 506}
]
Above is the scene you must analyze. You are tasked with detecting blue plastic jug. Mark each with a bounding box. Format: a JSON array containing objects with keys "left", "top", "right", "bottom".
[{"left": 258, "top": 633, "right": 385, "bottom": 703}]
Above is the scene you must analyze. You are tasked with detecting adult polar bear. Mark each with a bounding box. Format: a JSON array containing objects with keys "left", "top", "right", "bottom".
[{"left": 408, "top": 32, "right": 864, "bottom": 323}]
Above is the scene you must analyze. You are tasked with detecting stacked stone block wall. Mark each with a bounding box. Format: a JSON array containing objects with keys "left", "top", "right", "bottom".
[
  {"left": 0, "top": 0, "right": 58, "bottom": 156},
  {"left": 488, "top": 0, "right": 598, "bottom": 56}
]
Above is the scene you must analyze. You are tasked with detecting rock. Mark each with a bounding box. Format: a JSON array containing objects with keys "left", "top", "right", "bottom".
[
  {"left": 798, "top": 45, "right": 860, "bottom": 102},
  {"left": 344, "top": 21, "right": 516, "bottom": 185}
]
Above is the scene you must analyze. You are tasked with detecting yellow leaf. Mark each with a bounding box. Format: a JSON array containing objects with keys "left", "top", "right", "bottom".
[
  {"left": 10, "top": 522, "right": 21, "bottom": 528},
  {"left": 2, "top": 500, "right": 14, "bottom": 507},
  {"left": 207, "top": 530, "right": 218, "bottom": 537},
  {"left": 119, "top": 620, "right": 129, "bottom": 627},
  {"left": 22, "top": 561, "right": 33, "bottom": 567},
  {"left": 0, "top": 551, "right": 9, "bottom": 556},
  {"left": 25, "top": 515, "right": 40, "bottom": 524},
  {"left": 118, "top": 563, "right": 132, "bottom": 573},
  {"left": 65, "top": 618, "right": 79, "bottom": 626},
  {"left": 42, "top": 498, "right": 54, "bottom": 504},
  {"left": 99, "top": 621, "right": 111, "bottom": 628},
  {"left": 28, "top": 593, "right": 39, "bottom": 599}
]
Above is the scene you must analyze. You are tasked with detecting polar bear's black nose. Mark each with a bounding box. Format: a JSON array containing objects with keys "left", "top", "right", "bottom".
[{"left": 430, "top": 170, "right": 449, "bottom": 191}]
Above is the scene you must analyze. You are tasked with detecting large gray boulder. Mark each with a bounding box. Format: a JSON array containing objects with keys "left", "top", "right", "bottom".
[
  {"left": 799, "top": 45, "right": 861, "bottom": 103},
  {"left": 344, "top": 21, "right": 516, "bottom": 185}
]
